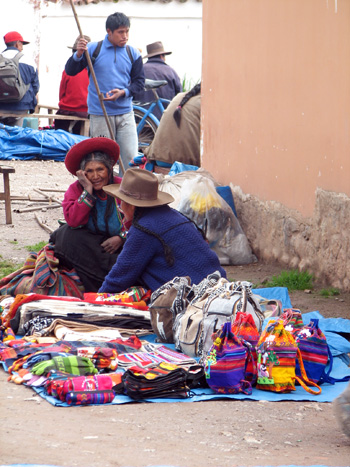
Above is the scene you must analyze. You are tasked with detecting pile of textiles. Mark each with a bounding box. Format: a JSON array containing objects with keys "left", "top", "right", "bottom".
[
  {"left": 0, "top": 288, "right": 152, "bottom": 337},
  {"left": 1, "top": 280, "right": 350, "bottom": 407}
]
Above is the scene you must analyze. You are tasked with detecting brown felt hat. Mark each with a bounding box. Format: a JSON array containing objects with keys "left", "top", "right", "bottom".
[
  {"left": 143, "top": 41, "right": 172, "bottom": 59},
  {"left": 103, "top": 168, "right": 174, "bottom": 207},
  {"left": 65, "top": 137, "right": 120, "bottom": 176}
]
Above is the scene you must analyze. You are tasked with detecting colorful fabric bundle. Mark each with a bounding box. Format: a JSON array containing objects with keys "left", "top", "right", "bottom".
[
  {"left": 31, "top": 355, "right": 98, "bottom": 376},
  {"left": 0, "top": 325, "right": 15, "bottom": 342},
  {"left": 231, "top": 311, "right": 260, "bottom": 382},
  {"left": 122, "top": 362, "right": 190, "bottom": 400},
  {"left": 84, "top": 287, "right": 151, "bottom": 307},
  {"left": 76, "top": 347, "right": 118, "bottom": 371},
  {"left": 204, "top": 321, "right": 255, "bottom": 395},
  {"left": 281, "top": 308, "right": 304, "bottom": 336},
  {"left": 295, "top": 319, "right": 350, "bottom": 385},
  {"left": 256, "top": 319, "right": 321, "bottom": 394},
  {"left": 0, "top": 244, "right": 84, "bottom": 298},
  {"left": 65, "top": 390, "right": 115, "bottom": 405}
]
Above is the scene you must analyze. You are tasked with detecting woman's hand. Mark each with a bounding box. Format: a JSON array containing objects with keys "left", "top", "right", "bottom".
[
  {"left": 76, "top": 169, "right": 93, "bottom": 193},
  {"left": 101, "top": 236, "right": 123, "bottom": 254},
  {"left": 103, "top": 89, "right": 125, "bottom": 101}
]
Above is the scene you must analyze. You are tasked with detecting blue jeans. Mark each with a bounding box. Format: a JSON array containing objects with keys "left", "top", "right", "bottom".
[{"left": 89, "top": 111, "right": 138, "bottom": 176}]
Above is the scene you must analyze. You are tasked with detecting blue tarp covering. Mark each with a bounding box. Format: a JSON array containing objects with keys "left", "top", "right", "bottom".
[{"left": 0, "top": 124, "right": 88, "bottom": 161}]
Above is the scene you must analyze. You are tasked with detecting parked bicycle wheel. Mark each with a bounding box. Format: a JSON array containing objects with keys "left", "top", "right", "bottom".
[{"left": 134, "top": 108, "right": 158, "bottom": 152}]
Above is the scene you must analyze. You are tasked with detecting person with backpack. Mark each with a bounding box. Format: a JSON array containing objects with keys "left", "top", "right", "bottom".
[
  {"left": 0, "top": 31, "right": 39, "bottom": 127},
  {"left": 65, "top": 12, "right": 145, "bottom": 175}
]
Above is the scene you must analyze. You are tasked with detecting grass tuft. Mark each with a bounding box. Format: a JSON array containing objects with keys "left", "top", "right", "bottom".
[
  {"left": 25, "top": 241, "right": 47, "bottom": 253},
  {"left": 264, "top": 270, "right": 314, "bottom": 291},
  {"left": 320, "top": 287, "right": 340, "bottom": 298},
  {"left": 0, "top": 256, "right": 21, "bottom": 279}
]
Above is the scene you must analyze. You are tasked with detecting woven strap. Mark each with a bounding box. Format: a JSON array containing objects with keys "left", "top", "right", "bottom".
[{"left": 294, "top": 347, "right": 322, "bottom": 395}]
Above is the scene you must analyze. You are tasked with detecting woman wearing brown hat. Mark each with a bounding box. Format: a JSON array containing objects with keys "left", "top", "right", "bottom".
[
  {"left": 98, "top": 168, "right": 226, "bottom": 293},
  {"left": 50, "top": 137, "right": 128, "bottom": 292}
]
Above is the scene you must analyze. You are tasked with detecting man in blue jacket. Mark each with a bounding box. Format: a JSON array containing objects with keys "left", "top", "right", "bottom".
[
  {"left": 65, "top": 12, "right": 145, "bottom": 175},
  {"left": 0, "top": 31, "right": 39, "bottom": 127}
]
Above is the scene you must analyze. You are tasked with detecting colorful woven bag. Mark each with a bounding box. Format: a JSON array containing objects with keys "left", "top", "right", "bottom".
[
  {"left": 204, "top": 321, "right": 255, "bottom": 395},
  {"left": 231, "top": 311, "right": 260, "bottom": 382},
  {"left": 295, "top": 319, "right": 350, "bottom": 385},
  {"left": 256, "top": 319, "right": 321, "bottom": 394},
  {"left": 281, "top": 308, "right": 304, "bottom": 336}
]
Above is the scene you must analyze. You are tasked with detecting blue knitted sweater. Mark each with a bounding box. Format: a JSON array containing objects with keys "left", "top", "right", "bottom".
[{"left": 99, "top": 205, "right": 226, "bottom": 293}]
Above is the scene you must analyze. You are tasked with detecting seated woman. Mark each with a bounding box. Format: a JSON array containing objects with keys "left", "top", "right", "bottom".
[
  {"left": 98, "top": 168, "right": 226, "bottom": 293},
  {"left": 50, "top": 137, "right": 127, "bottom": 292}
]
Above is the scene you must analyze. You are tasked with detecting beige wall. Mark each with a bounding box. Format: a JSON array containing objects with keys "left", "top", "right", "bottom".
[{"left": 202, "top": 0, "right": 350, "bottom": 218}]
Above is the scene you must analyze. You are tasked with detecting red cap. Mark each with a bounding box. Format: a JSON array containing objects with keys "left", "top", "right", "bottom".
[{"left": 3, "top": 31, "right": 29, "bottom": 45}]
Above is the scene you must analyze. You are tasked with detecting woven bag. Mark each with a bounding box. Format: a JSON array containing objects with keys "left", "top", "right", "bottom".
[{"left": 256, "top": 319, "right": 321, "bottom": 394}]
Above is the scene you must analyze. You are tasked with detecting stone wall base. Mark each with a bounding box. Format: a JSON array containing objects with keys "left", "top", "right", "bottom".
[{"left": 230, "top": 185, "right": 350, "bottom": 292}]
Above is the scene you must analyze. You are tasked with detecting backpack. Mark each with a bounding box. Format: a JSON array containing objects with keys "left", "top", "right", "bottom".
[
  {"left": 0, "top": 52, "right": 29, "bottom": 102},
  {"left": 91, "top": 41, "right": 134, "bottom": 68}
]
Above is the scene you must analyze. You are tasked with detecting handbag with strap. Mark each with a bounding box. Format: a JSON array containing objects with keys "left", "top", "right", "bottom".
[
  {"left": 295, "top": 318, "right": 350, "bottom": 385},
  {"left": 256, "top": 319, "right": 322, "bottom": 395},
  {"left": 204, "top": 321, "right": 255, "bottom": 395},
  {"left": 149, "top": 276, "right": 191, "bottom": 343},
  {"left": 231, "top": 311, "right": 260, "bottom": 382},
  {"left": 174, "top": 279, "right": 264, "bottom": 358}
]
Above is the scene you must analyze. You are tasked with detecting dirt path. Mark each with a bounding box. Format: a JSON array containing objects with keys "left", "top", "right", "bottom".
[{"left": 0, "top": 160, "right": 349, "bottom": 467}]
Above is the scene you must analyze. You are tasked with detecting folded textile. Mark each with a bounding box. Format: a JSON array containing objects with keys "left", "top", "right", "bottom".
[
  {"left": 66, "top": 390, "right": 115, "bottom": 405},
  {"left": 122, "top": 362, "right": 190, "bottom": 400},
  {"left": 31, "top": 355, "right": 98, "bottom": 376}
]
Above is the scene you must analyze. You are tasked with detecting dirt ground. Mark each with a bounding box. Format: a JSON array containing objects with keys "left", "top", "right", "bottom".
[{"left": 0, "top": 159, "right": 350, "bottom": 467}]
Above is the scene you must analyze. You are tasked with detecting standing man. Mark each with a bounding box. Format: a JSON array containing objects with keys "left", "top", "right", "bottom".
[
  {"left": 55, "top": 35, "right": 91, "bottom": 135},
  {"left": 133, "top": 41, "right": 182, "bottom": 120},
  {"left": 0, "top": 31, "right": 39, "bottom": 127},
  {"left": 65, "top": 12, "right": 145, "bottom": 175}
]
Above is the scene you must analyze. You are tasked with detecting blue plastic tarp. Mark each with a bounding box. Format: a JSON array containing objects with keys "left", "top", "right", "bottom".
[{"left": 0, "top": 124, "right": 88, "bottom": 161}]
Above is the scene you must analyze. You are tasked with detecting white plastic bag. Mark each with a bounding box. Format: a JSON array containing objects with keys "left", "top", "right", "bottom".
[{"left": 176, "top": 175, "right": 257, "bottom": 265}]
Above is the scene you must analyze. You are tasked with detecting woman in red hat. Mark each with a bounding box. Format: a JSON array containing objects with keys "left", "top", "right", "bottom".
[{"left": 50, "top": 137, "right": 128, "bottom": 292}]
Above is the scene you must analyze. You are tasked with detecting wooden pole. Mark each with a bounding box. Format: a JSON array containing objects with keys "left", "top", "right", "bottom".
[{"left": 68, "top": 0, "right": 126, "bottom": 175}]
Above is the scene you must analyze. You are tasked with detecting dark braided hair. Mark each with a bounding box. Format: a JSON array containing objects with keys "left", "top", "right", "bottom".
[
  {"left": 80, "top": 151, "right": 115, "bottom": 236},
  {"left": 173, "top": 82, "right": 201, "bottom": 128},
  {"left": 132, "top": 207, "right": 175, "bottom": 266}
]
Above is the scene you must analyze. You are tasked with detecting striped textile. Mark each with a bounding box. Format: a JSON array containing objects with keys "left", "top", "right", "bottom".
[
  {"left": 231, "top": 311, "right": 259, "bottom": 382},
  {"left": 204, "top": 322, "right": 253, "bottom": 395},
  {"left": 295, "top": 319, "right": 329, "bottom": 383},
  {"left": 257, "top": 319, "right": 298, "bottom": 393},
  {"left": 0, "top": 244, "right": 84, "bottom": 298}
]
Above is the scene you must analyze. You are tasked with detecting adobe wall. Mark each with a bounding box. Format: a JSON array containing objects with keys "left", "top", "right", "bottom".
[{"left": 231, "top": 185, "right": 350, "bottom": 291}]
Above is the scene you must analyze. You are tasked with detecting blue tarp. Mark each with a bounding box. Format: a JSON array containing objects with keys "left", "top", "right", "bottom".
[{"left": 0, "top": 124, "right": 88, "bottom": 161}]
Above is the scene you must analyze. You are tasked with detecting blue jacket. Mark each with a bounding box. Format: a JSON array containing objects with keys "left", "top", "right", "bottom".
[
  {"left": 0, "top": 47, "right": 39, "bottom": 112},
  {"left": 65, "top": 35, "right": 145, "bottom": 116},
  {"left": 133, "top": 57, "right": 182, "bottom": 120},
  {"left": 99, "top": 205, "right": 226, "bottom": 293}
]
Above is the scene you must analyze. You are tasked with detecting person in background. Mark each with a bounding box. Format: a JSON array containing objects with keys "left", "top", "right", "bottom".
[
  {"left": 55, "top": 35, "right": 91, "bottom": 135},
  {"left": 133, "top": 41, "right": 181, "bottom": 120},
  {"left": 65, "top": 12, "right": 145, "bottom": 175},
  {"left": 145, "top": 82, "right": 201, "bottom": 169},
  {"left": 50, "top": 137, "right": 128, "bottom": 292},
  {"left": 98, "top": 168, "right": 226, "bottom": 293},
  {"left": 0, "top": 31, "right": 39, "bottom": 127}
]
